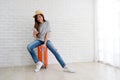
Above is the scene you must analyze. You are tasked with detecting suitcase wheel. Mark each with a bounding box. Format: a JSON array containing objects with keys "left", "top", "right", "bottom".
[
  {"left": 42, "top": 65, "right": 47, "bottom": 69},
  {"left": 44, "top": 66, "right": 47, "bottom": 69}
]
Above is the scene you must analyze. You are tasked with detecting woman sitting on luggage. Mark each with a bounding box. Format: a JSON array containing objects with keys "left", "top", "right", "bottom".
[{"left": 27, "top": 10, "right": 75, "bottom": 73}]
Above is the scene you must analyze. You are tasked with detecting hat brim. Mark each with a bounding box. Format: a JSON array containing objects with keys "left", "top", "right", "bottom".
[{"left": 33, "top": 13, "right": 43, "bottom": 18}]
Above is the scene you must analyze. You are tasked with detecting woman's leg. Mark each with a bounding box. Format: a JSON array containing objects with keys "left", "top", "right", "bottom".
[
  {"left": 46, "top": 40, "right": 66, "bottom": 68},
  {"left": 27, "top": 40, "right": 44, "bottom": 63}
]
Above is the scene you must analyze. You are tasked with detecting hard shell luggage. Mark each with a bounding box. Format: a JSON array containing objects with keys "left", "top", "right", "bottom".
[{"left": 38, "top": 46, "right": 48, "bottom": 68}]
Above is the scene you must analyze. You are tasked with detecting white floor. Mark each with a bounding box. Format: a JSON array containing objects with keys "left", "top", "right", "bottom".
[{"left": 0, "top": 62, "right": 120, "bottom": 80}]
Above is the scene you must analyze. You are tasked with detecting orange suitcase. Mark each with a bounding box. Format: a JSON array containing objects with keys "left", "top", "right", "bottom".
[{"left": 38, "top": 46, "right": 48, "bottom": 68}]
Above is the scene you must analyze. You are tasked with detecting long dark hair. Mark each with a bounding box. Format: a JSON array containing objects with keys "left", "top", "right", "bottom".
[
  {"left": 34, "top": 14, "right": 46, "bottom": 37},
  {"left": 34, "top": 14, "right": 46, "bottom": 31}
]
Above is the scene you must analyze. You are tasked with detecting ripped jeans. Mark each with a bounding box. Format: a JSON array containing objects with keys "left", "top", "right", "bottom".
[{"left": 27, "top": 40, "right": 66, "bottom": 68}]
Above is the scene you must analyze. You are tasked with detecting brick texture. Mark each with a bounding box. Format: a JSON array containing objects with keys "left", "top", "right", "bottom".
[{"left": 0, "top": 0, "right": 94, "bottom": 67}]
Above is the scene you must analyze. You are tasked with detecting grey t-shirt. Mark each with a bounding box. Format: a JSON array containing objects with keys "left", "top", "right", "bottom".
[{"left": 38, "top": 21, "right": 51, "bottom": 41}]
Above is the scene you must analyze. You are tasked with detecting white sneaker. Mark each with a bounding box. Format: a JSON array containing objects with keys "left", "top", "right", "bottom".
[
  {"left": 34, "top": 62, "right": 43, "bottom": 72},
  {"left": 63, "top": 66, "right": 75, "bottom": 73}
]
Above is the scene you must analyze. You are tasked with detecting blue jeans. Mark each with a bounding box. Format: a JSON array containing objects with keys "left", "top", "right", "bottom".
[{"left": 27, "top": 40, "right": 66, "bottom": 68}]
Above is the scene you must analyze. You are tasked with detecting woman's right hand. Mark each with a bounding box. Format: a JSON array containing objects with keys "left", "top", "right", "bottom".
[{"left": 33, "top": 30, "right": 39, "bottom": 38}]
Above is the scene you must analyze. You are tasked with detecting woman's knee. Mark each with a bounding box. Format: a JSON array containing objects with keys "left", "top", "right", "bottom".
[{"left": 27, "top": 44, "right": 32, "bottom": 50}]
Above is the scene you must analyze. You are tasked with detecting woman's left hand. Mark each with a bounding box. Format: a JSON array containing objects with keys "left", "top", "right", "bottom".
[{"left": 42, "top": 43, "right": 46, "bottom": 47}]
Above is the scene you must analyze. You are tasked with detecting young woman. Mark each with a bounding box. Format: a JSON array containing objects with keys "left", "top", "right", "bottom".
[{"left": 27, "top": 10, "right": 75, "bottom": 73}]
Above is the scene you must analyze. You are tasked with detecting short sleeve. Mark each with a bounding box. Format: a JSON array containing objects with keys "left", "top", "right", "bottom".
[{"left": 46, "top": 21, "right": 51, "bottom": 32}]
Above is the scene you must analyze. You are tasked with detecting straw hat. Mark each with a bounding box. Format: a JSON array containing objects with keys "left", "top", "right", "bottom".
[{"left": 33, "top": 10, "right": 43, "bottom": 18}]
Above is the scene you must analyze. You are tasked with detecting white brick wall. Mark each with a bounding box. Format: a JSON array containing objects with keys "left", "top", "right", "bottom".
[{"left": 0, "top": 0, "right": 94, "bottom": 67}]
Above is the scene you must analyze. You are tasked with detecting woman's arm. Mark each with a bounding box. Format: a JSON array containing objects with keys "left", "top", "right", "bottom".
[
  {"left": 33, "top": 28, "right": 39, "bottom": 38},
  {"left": 44, "top": 32, "right": 50, "bottom": 45}
]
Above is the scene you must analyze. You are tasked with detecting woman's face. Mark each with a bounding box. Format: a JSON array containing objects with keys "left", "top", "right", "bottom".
[{"left": 37, "top": 14, "right": 43, "bottom": 23}]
